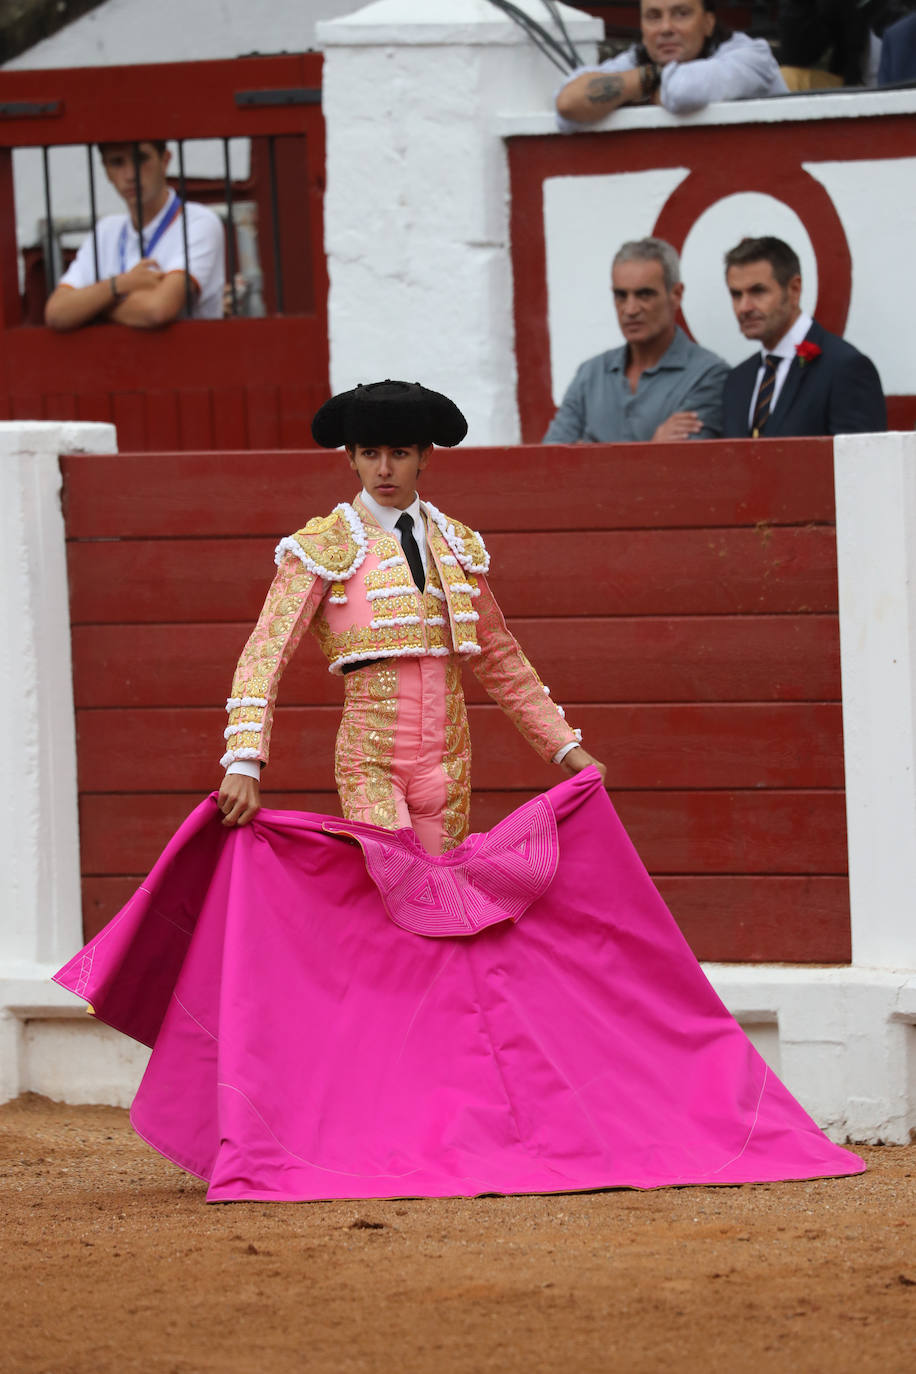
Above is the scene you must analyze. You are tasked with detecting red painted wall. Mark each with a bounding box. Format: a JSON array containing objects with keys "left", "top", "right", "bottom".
[{"left": 63, "top": 438, "right": 849, "bottom": 963}]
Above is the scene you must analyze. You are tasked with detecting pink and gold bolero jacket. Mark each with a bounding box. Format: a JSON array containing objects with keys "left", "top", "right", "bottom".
[{"left": 221, "top": 495, "right": 581, "bottom": 769}]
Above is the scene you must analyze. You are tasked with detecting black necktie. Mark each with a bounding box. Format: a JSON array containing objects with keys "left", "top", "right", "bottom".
[
  {"left": 751, "top": 353, "right": 781, "bottom": 437},
  {"left": 396, "top": 512, "right": 426, "bottom": 592}
]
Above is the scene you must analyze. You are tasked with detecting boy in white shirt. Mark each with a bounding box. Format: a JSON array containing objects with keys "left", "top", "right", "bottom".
[{"left": 45, "top": 140, "right": 225, "bottom": 330}]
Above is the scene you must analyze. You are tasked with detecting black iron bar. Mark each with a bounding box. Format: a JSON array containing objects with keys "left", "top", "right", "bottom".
[
  {"left": 267, "top": 135, "right": 284, "bottom": 315},
  {"left": 177, "top": 139, "right": 193, "bottom": 317},
  {"left": 223, "top": 136, "right": 238, "bottom": 315},
  {"left": 132, "top": 141, "right": 145, "bottom": 256},
  {"left": 42, "top": 145, "right": 56, "bottom": 292},
  {"left": 86, "top": 143, "right": 100, "bottom": 282}
]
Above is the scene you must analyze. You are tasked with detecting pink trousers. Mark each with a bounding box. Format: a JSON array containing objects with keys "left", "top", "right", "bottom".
[{"left": 334, "top": 656, "right": 471, "bottom": 855}]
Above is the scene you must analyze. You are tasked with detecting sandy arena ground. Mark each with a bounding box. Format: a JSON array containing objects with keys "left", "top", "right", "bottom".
[{"left": 1, "top": 1094, "right": 914, "bottom": 1374}]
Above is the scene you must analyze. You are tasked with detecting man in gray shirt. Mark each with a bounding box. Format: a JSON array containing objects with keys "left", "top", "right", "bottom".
[{"left": 544, "top": 237, "right": 729, "bottom": 444}]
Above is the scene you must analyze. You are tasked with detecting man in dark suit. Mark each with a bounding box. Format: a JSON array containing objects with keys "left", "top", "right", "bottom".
[
  {"left": 722, "top": 236, "right": 886, "bottom": 439},
  {"left": 878, "top": 12, "right": 916, "bottom": 84}
]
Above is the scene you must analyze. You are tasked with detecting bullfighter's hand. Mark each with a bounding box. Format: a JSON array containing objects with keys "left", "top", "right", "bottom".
[
  {"left": 561, "top": 746, "right": 607, "bottom": 784},
  {"left": 218, "top": 772, "right": 261, "bottom": 827}
]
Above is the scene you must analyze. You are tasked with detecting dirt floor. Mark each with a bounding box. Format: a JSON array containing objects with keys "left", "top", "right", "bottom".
[{"left": 1, "top": 1096, "right": 914, "bottom": 1374}]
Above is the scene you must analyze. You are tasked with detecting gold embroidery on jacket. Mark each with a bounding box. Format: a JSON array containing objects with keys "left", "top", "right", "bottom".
[{"left": 336, "top": 663, "right": 400, "bottom": 829}]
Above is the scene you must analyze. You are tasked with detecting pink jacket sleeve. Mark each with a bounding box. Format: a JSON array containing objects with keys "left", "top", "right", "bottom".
[
  {"left": 469, "top": 575, "right": 581, "bottom": 765},
  {"left": 221, "top": 556, "right": 326, "bottom": 768}
]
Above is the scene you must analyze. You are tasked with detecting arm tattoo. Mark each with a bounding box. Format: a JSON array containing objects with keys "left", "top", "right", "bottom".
[{"left": 586, "top": 74, "right": 625, "bottom": 106}]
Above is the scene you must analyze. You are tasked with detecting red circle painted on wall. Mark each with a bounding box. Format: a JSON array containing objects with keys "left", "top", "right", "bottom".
[{"left": 651, "top": 168, "right": 852, "bottom": 337}]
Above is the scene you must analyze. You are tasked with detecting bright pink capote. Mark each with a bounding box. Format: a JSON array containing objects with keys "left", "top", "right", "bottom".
[{"left": 54, "top": 769, "right": 864, "bottom": 1201}]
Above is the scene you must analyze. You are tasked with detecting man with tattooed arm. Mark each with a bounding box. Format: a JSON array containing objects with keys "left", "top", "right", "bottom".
[{"left": 555, "top": 0, "right": 786, "bottom": 129}]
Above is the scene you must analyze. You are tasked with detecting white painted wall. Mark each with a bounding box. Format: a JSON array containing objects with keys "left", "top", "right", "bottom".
[
  {"left": 317, "top": 0, "right": 601, "bottom": 445},
  {"left": 0, "top": 421, "right": 118, "bottom": 1104},
  {"left": 836, "top": 432, "right": 916, "bottom": 972},
  {"left": 3, "top": 0, "right": 355, "bottom": 70}
]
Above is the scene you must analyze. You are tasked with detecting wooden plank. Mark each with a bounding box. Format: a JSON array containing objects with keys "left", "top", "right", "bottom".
[
  {"left": 79, "top": 792, "right": 340, "bottom": 875},
  {"left": 211, "top": 387, "right": 248, "bottom": 451},
  {"left": 78, "top": 788, "right": 847, "bottom": 879},
  {"left": 82, "top": 877, "right": 138, "bottom": 941},
  {"left": 74, "top": 702, "right": 845, "bottom": 793},
  {"left": 111, "top": 392, "right": 147, "bottom": 452},
  {"left": 44, "top": 394, "right": 78, "bottom": 421},
  {"left": 144, "top": 390, "right": 181, "bottom": 451},
  {"left": 177, "top": 390, "right": 213, "bottom": 451},
  {"left": 65, "top": 528, "right": 840, "bottom": 624},
  {"left": 80, "top": 872, "right": 850, "bottom": 960},
  {"left": 76, "top": 392, "right": 113, "bottom": 425},
  {"left": 11, "top": 395, "right": 43, "bottom": 419},
  {"left": 60, "top": 441, "right": 838, "bottom": 538},
  {"left": 70, "top": 615, "right": 842, "bottom": 709},
  {"left": 278, "top": 385, "right": 314, "bottom": 448},
  {"left": 246, "top": 386, "right": 281, "bottom": 449},
  {"left": 0, "top": 53, "right": 324, "bottom": 148},
  {"left": 657, "top": 876, "right": 851, "bottom": 963}
]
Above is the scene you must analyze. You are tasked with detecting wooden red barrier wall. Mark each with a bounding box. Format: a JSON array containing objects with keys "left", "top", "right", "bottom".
[{"left": 63, "top": 438, "right": 849, "bottom": 962}]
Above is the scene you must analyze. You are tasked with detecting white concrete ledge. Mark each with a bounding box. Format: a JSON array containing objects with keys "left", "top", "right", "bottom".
[
  {"left": 317, "top": 0, "right": 600, "bottom": 47},
  {"left": 498, "top": 86, "right": 916, "bottom": 137}
]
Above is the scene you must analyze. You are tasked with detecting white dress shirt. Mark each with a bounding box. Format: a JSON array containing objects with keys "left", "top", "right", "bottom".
[
  {"left": 226, "top": 489, "right": 579, "bottom": 776},
  {"left": 746, "top": 312, "right": 813, "bottom": 429},
  {"left": 60, "top": 194, "right": 226, "bottom": 319},
  {"left": 359, "top": 489, "right": 428, "bottom": 573}
]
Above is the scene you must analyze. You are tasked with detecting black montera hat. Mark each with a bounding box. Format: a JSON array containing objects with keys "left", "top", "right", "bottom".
[{"left": 311, "top": 379, "right": 468, "bottom": 449}]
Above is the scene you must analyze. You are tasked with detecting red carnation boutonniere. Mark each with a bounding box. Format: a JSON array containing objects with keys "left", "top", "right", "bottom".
[{"left": 795, "top": 341, "right": 822, "bottom": 367}]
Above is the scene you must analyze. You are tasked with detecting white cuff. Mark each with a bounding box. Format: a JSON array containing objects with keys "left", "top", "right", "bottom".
[
  {"left": 553, "top": 741, "right": 580, "bottom": 766},
  {"left": 225, "top": 759, "right": 261, "bottom": 779}
]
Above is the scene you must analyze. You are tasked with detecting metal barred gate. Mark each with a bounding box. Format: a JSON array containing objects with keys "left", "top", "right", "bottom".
[{"left": 0, "top": 54, "right": 328, "bottom": 447}]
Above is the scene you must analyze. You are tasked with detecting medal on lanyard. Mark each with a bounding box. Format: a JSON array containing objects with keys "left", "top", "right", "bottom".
[{"left": 118, "top": 190, "right": 183, "bottom": 273}]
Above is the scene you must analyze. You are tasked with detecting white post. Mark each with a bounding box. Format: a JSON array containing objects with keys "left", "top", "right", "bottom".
[
  {"left": 0, "top": 421, "right": 117, "bottom": 1102},
  {"left": 835, "top": 431, "right": 916, "bottom": 970},
  {"left": 316, "top": 0, "right": 601, "bottom": 444}
]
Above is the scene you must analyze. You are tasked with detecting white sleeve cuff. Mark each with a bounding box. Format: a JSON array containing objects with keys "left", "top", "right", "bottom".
[
  {"left": 553, "top": 741, "right": 580, "bottom": 766},
  {"left": 225, "top": 759, "right": 262, "bottom": 779}
]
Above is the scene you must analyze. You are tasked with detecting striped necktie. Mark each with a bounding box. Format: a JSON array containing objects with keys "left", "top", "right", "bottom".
[{"left": 751, "top": 353, "right": 781, "bottom": 437}]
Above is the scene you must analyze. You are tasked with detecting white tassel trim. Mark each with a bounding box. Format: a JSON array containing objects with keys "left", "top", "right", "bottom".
[
  {"left": 428, "top": 645, "right": 451, "bottom": 656},
  {"left": 224, "top": 721, "right": 264, "bottom": 740},
  {"left": 458, "top": 641, "right": 481, "bottom": 654},
  {"left": 275, "top": 502, "right": 368, "bottom": 581},
  {"left": 329, "top": 593, "right": 348, "bottom": 604},
  {"left": 573, "top": 728, "right": 583, "bottom": 743},
  {"left": 426, "top": 585, "right": 446, "bottom": 601},
  {"left": 423, "top": 501, "right": 491, "bottom": 574},
  {"left": 426, "top": 615, "right": 446, "bottom": 627},
  {"left": 377, "top": 556, "right": 403, "bottom": 571},
  {"left": 449, "top": 581, "right": 479, "bottom": 597},
  {"left": 556, "top": 705, "right": 565, "bottom": 719},
  {"left": 226, "top": 695, "right": 268, "bottom": 711},
  {"left": 454, "top": 611, "right": 479, "bottom": 623},
  {"left": 542, "top": 685, "right": 550, "bottom": 696},
  {"left": 370, "top": 614, "right": 422, "bottom": 629},
  {"left": 440, "top": 554, "right": 457, "bottom": 566},
  {"left": 220, "top": 746, "right": 262, "bottom": 767},
  {"left": 366, "top": 585, "right": 415, "bottom": 601}
]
